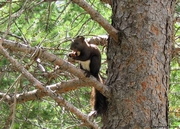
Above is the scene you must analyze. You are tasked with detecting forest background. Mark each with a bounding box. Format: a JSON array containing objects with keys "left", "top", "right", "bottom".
[{"left": 0, "top": 0, "right": 179, "bottom": 129}]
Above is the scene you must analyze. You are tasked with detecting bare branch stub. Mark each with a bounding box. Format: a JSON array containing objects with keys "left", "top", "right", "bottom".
[{"left": 100, "top": 0, "right": 112, "bottom": 6}]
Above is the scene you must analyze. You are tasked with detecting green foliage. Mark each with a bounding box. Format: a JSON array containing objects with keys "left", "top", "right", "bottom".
[
  {"left": 170, "top": 58, "right": 180, "bottom": 127},
  {"left": 169, "top": 61, "right": 180, "bottom": 127},
  {"left": 0, "top": 0, "right": 111, "bottom": 47},
  {"left": 0, "top": 0, "right": 110, "bottom": 128},
  {"left": 0, "top": 0, "right": 180, "bottom": 128},
  {"left": 169, "top": 3, "right": 180, "bottom": 127}
]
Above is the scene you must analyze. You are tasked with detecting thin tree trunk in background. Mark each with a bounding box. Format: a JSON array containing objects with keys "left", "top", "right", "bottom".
[{"left": 103, "top": 0, "right": 175, "bottom": 128}]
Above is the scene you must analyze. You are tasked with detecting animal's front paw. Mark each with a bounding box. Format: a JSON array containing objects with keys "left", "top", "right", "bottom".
[
  {"left": 84, "top": 70, "right": 91, "bottom": 77},
  {"left": 69, "top": 51, "right": 77, "bottom": 58}
]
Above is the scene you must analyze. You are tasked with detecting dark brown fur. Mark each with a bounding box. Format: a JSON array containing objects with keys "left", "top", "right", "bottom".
[{"left": 69, "top": 36, "right": 107, "bottom": 115}]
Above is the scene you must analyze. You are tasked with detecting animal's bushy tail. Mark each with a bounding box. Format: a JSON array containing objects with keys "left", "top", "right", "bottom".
[{"left": 90, "top": 74, "right": 107, "bottom": 115}]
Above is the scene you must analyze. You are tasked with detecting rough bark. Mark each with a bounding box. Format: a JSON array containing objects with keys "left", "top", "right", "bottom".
[{"left": 103, "top": 0, "right": 175, "bottom": 128}]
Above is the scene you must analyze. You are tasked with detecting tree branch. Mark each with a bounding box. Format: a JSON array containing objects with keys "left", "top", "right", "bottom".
[
  {"left": 100, "top": 0, "right": 112, "bottom": 6},
  {"left": 0, "top": 42, "right": 99, "bottom": 129},
  {"left": 87, "top": 35, "right": 108, "bottom": 46},
  {"left": 2, "top": 39, "right": 111, "bottom": 98},
  {"left": 172, "top": 47, "right": 180, "bottom": 58},
  {"left": 0, "top": 79, "right": 89, "bottom": 104},
  {"left": 71, "top": 0, "right": 118, "bottom": 42}
]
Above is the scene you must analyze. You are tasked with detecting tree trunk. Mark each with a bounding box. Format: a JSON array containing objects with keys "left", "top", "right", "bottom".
[{"left": 102, "top": 0, "right": 175, "bottom": 128}]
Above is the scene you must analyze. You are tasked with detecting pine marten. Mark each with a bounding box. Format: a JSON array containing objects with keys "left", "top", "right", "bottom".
[{"left": 69, "top": 36, "right": 107, "bottom": 115}]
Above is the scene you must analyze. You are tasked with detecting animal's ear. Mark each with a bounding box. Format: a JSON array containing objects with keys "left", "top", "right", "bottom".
[{"left": 76, "top": 36, "right": 85, "bottom": 41}]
